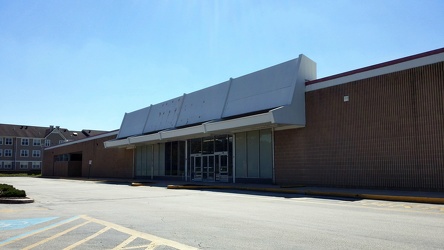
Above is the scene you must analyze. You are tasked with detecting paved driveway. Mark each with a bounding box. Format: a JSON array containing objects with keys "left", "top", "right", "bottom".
[{"left": 1, "top": 177, "right": 444, "bottom": 249}]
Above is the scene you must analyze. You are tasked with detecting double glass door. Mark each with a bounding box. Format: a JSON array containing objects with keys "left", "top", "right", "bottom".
[{"left": 191, "top": 153, "right": 229, "bottom": 182}]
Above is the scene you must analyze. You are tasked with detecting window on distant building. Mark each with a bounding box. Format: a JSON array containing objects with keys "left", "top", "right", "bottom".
[
  {"left": 0, "top": 137, "right": 3, "bottom": 145},
  {"left": 59, "top": 140, "right": 66, "bottom": 144},
  {"left": 20, "top": 162, "right": 28, "bottom": 169},
  {"left": 0, "top": 149, "right": 2, "bottom": 157},
  {"left": 32, "top": 162, "right": 41, "bottom": 169},
  {"left": 21, "top": 138, "right": 29, "bottom": 146},
  {"left": 32, "top": 150, "right": 41, "bottom": 158},
  {"left": 4, "top": 162, "right": 12, "bottom": 169},
  {"left": 20, "top": 150, "right": 29, "bottom": 157},
  {"left": 4, "top": 149, "right": 12, "bottom": 157},
  {"left": 54, "top": 154, "right": 69, "bottom": 161},
  {"left": 5, "top": 137, "right": 12, "bottom": 145},
  {"left": 33, "top": 139, "right": 41, "bottom": 146},
  {"left": 45, "top": 139, "right": 51, "bottom": 147}
]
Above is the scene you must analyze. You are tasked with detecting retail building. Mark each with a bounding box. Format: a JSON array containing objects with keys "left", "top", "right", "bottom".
[{"left": 44, "top": 48, "right": 444, "bottom": 190}]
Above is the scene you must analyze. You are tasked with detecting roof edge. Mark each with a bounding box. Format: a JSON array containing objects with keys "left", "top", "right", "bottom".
[
  {"left": 44, "top": 130, "right": 119, "bottom": 150},
  {"left": 307, "top": 47, "right": 444, "bottom": 85}
]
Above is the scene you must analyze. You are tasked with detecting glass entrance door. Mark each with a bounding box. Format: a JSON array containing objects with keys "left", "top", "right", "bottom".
[
  {"left": 191, "top": 154, "right": 229, "bottom": 182},
  {"left": 191, "top": 155, "right": 202, "bottom": 181},
  {"left": 215, "top": 153, "right": 229, "bottom": 182},
  {"left": 189, "top": 135, "right": 232, "bottom": 182},
  {"left": 202, "top": 155, "right": 215, "bottom": 181}
]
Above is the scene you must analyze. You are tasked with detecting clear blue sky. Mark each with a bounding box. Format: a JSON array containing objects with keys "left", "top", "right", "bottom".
[{"left": 1, "top": 0, "right": 443, "bottom": 131}]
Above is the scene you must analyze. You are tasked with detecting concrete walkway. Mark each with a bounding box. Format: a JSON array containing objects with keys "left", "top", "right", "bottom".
[
  {"left": 4, "top": 177, "right": 443, "bottom": 205},
  {"left": 130, "top": 180, "right": 444, "bottom": 205}
]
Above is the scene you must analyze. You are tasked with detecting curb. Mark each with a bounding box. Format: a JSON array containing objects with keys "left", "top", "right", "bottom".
[
  {"left": 0, "top": 197, "right": 34, "bottom": 204},
  {"left": 166, "top": 185, "right": 444, "bottom": 205},
  {"left": 131, "top": 182, "right": 154, "bottom": 186}
]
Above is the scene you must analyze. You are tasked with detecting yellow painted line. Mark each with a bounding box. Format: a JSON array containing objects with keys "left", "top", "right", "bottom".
[
  {"left": 145, "top": 242, "right": 157, "bottom": 249},
  {"left": 112, "top": 235, "right": 138, "bottom": 249},
  {"left": 63, "top": 226, "right": 110, "bottom": 250},
  {"left": 358, "top": 194, "right": 444, "bottom": 204},
  {"left": 80, "top": 215, "right": 198, "bottom": 250},
  {"left": 123, "top": 245, "right": 151, "bottom": 249},
  {"left": 0, "top": 216, "right": 81, "bottom": 248},
  {"left": 0, "top": 207, "right": 48, "bottom": 213},
  {"left": 23, "top": 220, "right": 90, "bottom": 250}
]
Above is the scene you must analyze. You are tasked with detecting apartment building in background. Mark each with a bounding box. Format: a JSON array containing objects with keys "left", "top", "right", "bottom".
[{"left": 0, "top": 124, "right": 106, "bottom": 173}]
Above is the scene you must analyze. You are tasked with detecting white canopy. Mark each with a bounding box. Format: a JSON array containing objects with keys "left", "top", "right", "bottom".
[{"left": 105, "top": 54, "right": 316, "bottom": 148}]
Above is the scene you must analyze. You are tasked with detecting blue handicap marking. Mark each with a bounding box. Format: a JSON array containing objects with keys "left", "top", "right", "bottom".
[{"left": 0, "top": 217, "right": 58, "bottom": 231}]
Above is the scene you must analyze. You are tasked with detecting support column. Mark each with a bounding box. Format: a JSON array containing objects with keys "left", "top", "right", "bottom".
[{"left": 232, "top": 134, "right": 236, "bottom": 183}]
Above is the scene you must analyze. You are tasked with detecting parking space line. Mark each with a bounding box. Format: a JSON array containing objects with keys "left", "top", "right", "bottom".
[
  {"left": 23, "top": 220, "right": 91, "bottom": 250},
  {"left": 81, "top": 215, "right": 198, "bottom": 250},
  {"left": 120, "top": 245, "right": 150, "bottom": 250},
  {"left": 112, "top": 235, "right": 138, "bottom": 249},
  {"left": 1, "top": 215, "right": 197, "bottom": 249},
  {"left": 145, "top": 242, "right": 157, "bottom": 249},
  {"left": 0, "top": 215, "right": 81, "bottom": 247},
  {"left": 64, "top": 226, "right": 110, "bottom": 250}
]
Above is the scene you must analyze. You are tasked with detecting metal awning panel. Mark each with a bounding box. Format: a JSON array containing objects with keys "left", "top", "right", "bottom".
[
  {"left": 142, "top": 96, "right": 184, "bottom": 134},
  {"left": 221, "top": 58, "right": 299, "bottom": 118},
  {"left": 106, "top": 54, "right": 317, "bottom": 147},
  {"left": 176, "top": 81, "right": 230, "bottom": 127},
  {"left": 116, "top": 106, "right": 151, "bottom": 139}
]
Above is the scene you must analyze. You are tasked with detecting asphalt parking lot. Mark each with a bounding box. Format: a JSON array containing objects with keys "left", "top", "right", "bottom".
[
  {"left": 1, "top": 215, "right": 196, "bottom": 249},
  {"left": 2, "top": 177, "right": 444, "bottom": 249}
]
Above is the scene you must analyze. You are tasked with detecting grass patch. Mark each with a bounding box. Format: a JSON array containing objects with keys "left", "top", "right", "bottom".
[
  {"left": 0, "top": 173, "right": 41, "bottom": 177},
  {"left": 0, "top": 183, "right": 27, "bottom": 198}
]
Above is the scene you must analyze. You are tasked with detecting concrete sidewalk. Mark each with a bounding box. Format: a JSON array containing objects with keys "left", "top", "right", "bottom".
[
  {"left": 40, "top": 177, "right": 444, "bottom": 205},
  {"left": 133, "top": 180, "right": 444, "bottom": 205},
  {"left": 4, "top": 177, "right": 443, "bottom": 205}
]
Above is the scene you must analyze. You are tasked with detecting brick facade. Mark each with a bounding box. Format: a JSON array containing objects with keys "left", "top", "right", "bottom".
[
  {"left": 275, "top": 62, "right": 444, "bottom": 191},
  {"left": 43, "top": 134, "right": 133, "bottom": 179}
]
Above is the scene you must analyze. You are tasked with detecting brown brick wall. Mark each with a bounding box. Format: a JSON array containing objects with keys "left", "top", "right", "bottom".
[
  {"left": 42, "top": 135, "right": 133, "bottom": 179},
  {"left": 275, "top": 62, "right": 444, "bottom": 190}
]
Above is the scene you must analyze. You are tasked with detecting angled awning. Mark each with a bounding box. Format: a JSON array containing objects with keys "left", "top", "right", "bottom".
[{"left": 105, "top": 54, "right": 316, "bottom": 148}]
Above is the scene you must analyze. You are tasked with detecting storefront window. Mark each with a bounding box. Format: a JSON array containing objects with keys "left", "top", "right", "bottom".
[
  {"left": 235, "top": 129, "right": 272, "bottom": 179},
  {"left": 190, "top": 139, "right": 202, "bottom": 154},
  {"left": 215, "top": 135, "right": 228, "bottom": 152},
  {"left": 165, "top": 141, "right": 185, "bottom": 176},
  {"left": 202, "top": 137, "right": 214, "bottom": 155}
]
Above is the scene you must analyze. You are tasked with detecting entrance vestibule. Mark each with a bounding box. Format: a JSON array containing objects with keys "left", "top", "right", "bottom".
[
  {"left": 133, "top": 129, "right": 274, "bottom": 183},
  {"left": 190, "top": 153, "right": 229, "bottom": 182},
  {"left": 188, "top": 135, "right": 232, "bottom": 182}
]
